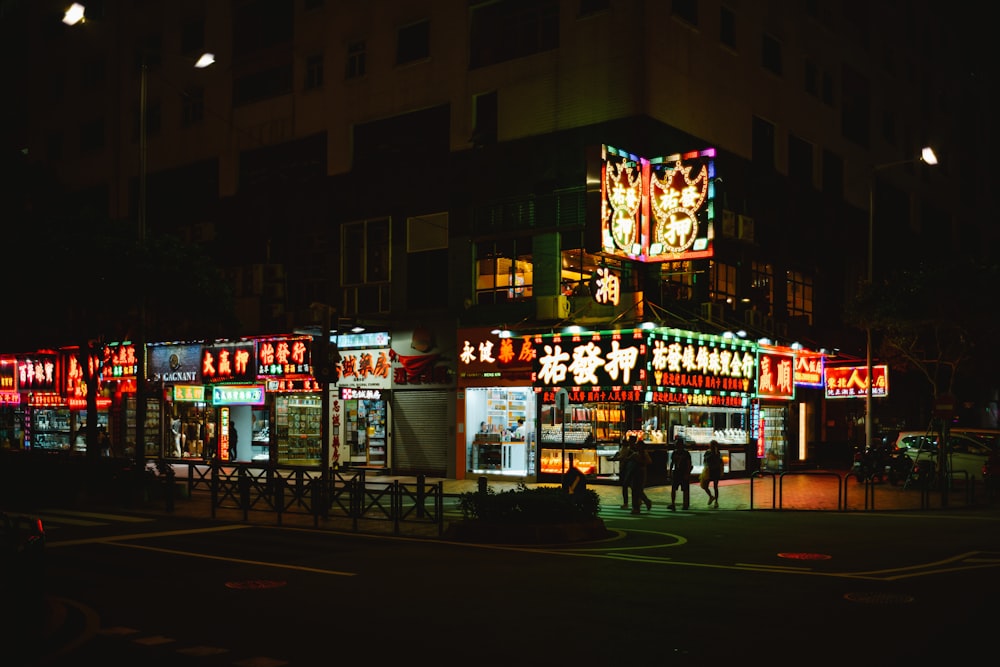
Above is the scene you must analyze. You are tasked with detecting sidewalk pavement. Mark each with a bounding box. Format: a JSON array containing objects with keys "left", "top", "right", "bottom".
[{"left": 161, "top": 469, "right": 990, "bottom": 521}]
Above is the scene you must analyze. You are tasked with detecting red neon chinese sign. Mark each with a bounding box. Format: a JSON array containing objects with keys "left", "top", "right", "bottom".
[{"left": 824, "top": 365, "right": 889, "bottom": 399}]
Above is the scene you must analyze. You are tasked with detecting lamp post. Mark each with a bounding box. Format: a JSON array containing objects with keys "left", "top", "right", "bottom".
[
  {"left": 64, "top": 3, "right": 214, "bottom": 467},
  {"left": 865, "top": 146, "right": 938, "bottom": 450}
]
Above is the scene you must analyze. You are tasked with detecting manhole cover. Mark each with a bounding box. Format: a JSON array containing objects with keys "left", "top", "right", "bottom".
[
  {"left": 843, "top": 592, "right": 915, "bottom": 605},
  {"left": 777, "top": 552, "right": 832, "bottom": 560},
  {"left": 225, "top": 579, "right": 287, "bottom": 590}
]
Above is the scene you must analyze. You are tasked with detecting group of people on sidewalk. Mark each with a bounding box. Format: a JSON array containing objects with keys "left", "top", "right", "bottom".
[{"left": 611, "top": 433, "right": 724, "bottom": 513}]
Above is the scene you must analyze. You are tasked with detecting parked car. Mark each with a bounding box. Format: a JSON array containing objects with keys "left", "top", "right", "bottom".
[
  {"left": 984, "top": 449, "right": 1000, "bottom": 497},
  {"left": 951, "top": 428, "right": 1000, "bottom": 450},
  {"left": 893, "top": 430, "right": 993, "bottom": 484}
]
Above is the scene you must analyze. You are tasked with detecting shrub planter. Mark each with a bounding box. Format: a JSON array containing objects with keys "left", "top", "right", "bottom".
[
  {"left": 449, "top": 483, "right": 609, "bottom": 543},
  {"left": 444, "top": 518, "right": 610, "bottom": 544}
]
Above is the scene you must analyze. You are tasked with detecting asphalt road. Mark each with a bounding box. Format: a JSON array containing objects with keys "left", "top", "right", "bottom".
[{"left": 16, "top": 504, "right": 1000, "bottom": 666}]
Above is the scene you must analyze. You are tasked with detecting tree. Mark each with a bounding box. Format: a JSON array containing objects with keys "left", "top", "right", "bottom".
[{"left": 847, "top": 257, "right": 1000, "bottom": 422}]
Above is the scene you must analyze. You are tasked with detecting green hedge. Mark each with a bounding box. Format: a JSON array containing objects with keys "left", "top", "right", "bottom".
[{"left": 456, "top": 483, "right": 600, "bottom": 524}]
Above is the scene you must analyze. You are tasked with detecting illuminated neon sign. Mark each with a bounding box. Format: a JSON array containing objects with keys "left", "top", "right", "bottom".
[
  {"left": 596, "top": 145, "right": 716, "bottom": 263},
  {"left": 824, "top": 365, "right": 889, "bottom": 399},
  {"left": 757, "top": 351, "right": 795, "bottom": 400},
  {"left": 212, "top": 384, "right": 265, "bottom": 406}
]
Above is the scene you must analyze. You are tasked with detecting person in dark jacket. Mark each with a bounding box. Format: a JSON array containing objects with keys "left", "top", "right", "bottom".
[
  {"left": 628, "top": 433, "right": 652, "bottom": 514},
  {"left": 703, "top": 439, "right": 724, "bottom": 508},
  {"left": 611, "top": 436, "right": 634, "bottom": 509}
]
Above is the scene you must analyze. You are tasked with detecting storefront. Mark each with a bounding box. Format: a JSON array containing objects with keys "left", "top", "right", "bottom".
[
  {"left": 334, "top": 330, "right": 391, "bottom": 470},
  {"left": 97, "top": 341, "right": 160, "bottom": 460},
  {"left": 390, "top": 324, "right": 455, "bottom": 477},
  {"left": 456, "top": 327, "right": 537, "bottom": 480},
  {"left": 531, "top": 328, "right": 647, "bottom": 484},
  {"left": 752, "top": 346, "right": 797, "bottom": 472},
  {"left": 149, "top": 342, "right": 209, "bottom": 460},
  {"left": 644, "top": 329, "right": 757, "bottom": 480},
  {"left": 256, "top": 335, "right": 320, "bottom": 466},
  {"left": 200, "top": 340, "right": 268, "bottom": 464},
  {"left": 0, "top": 356, "right": 23, "bottom": 450},
  {"left": 61, "top": 346, "right": 110, "bottom": 454},
  {"left": 18, "top": 352, "right": 69, "bottom": 451}
]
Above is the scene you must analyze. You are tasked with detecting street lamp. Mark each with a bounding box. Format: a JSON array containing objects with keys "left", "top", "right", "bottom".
[
  {"left": 864, "top": 146, "right": 938, "bottom": 450},
  {"left": 65, "top": 2, "right": 214, "bottom": 467}
]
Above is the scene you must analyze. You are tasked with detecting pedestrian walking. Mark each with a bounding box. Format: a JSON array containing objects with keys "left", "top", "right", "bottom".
[
  {"left": 667, "top": 436, "right": 693, "bottom": 510},
  {"left": 702, "top": 439, "right": 723, "bottom": 508},
  {"left": 628, "top": 433, "right": 653, "bottom": 514},
  {"left": 610, "top": 435, "right": 635, "bottom": 509}
]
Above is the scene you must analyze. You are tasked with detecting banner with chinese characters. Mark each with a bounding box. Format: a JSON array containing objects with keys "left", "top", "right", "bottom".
[
  {"left": 756, "top": 350, "right": 795, "bottom": 400},
  {"left": 201, "top": 342, "right": 256, "bottom": 384},
  {"left": 793, "top": 351, "right": 825, "bottom": 388},
  {"left": 16, "top": 353, "right": 58, "bottom": 392},
  {"left": 60, "top": 347, "right": 103, "bottom": 401},
  {"left": 256, "top": 336, "right": 313, "bottom": 378},
  {"left": 457, "top": 327, "right": 536, "bottom": 386},
  {"left": 590, "top": 144, "right": 717, "bottom": 263},
  {"left": 100, "top": 343, "right": 137, "bottom": 382},
  {"left": 531, "top": 330, "right": 646, "bottom": 394},
  {"left": 825, "top": 365, "right": 889, "bottom": 399},
  {"left": 338, "top": 347, "right": 392, "bottom": 389},
  {"left": 647, "top": 331, "right": 755, "bottom": 408}
]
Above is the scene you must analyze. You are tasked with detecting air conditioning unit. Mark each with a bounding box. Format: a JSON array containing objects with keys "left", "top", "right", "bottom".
[
  {"left": 744, "top": 310, "right": 764, "bottom": 328},
  {"left": 536, "top": 295, "right": 571, "bottom": 320},
  {"left": 700, "top": 302, "right": 725, "bottom": 323},
  {"left": 721, "top": 210, "right": 737, "bottom": 238},
  {"left": 738, "top": 215, "right": 755, "bottom": 242}
]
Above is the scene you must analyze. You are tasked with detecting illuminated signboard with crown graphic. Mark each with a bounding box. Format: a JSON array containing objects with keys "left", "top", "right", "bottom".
[{"left": 591, "top": 144, "right": 717, "bottom": 263}]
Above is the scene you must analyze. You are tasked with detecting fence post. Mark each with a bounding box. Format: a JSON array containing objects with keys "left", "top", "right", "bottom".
[
  {"left": 239, "top": 466, "right": 250, "bottom": 520},
  {"left": 416, "top": 473, "right": 426, "bottom": 518},
  {"left": 478, "top": 476, "right": 488, "bottom": 494},
  {"left": 275, "top": 475, "right": 284, "bottom": 526}
]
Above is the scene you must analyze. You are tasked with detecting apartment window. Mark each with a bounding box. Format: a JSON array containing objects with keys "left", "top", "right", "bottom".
[
  {"left": 305, "top": 53, "right": 324, "bottom": 90},
  {"left": 233, "top": 65, "right": 293, "bottom": 106},
  {"left": 396, "top": 19, "right": 430, "bottom": 65},
  {"left": 407, "top": 213, "right": 448, "bottom": 310},
  {"left": 180, "top": 18, "right": 205, "bottom": 57},
  {"left": 470, "top": 0, "right": 559, "bottom": 69},
  {"left": 346, "top": 40, "right": 366, "bottom": 79},
  {"left": 762, "top": 33, "right": 782, "bottom": 75},
  {"left": 709, "top": 261, "right": 737, "bottom": 306},
  {"left": 881, "top": 110, "right": 897, "bottom": 145},
  {"left": 559, "top": 247, "right": 618, "bottom": 298},
  {"left": 342, "top": 218, "right": 390, "bottom": 286},
  {"left": 303, "top": 0, "right": 323, "bottom": 10},
  {"left": 841, "top": 64, "right": 871, "bottom": 148},
  {"left": 475, "top": 238, "right": 534, "bottom": 305},
  {"left": 46, "top": 132, "right": 64, "bottom": 162},
  {"left": 749, "top": 261, "right": 773, "bottom": 315},
  {"left": 672, "top": 0, "right": 698, "bottom": 26},
  {"left": 472, "top": 91, "right": 498, "bottom": 147},
  {"left": 822, "top": 71, "right": 834, "bottom": 105},
  {"left": 752, "top": 116, "right": 776, "bottom": 171},
  {"left": 719, "top": 6, "right": 736, "bottom": 48},
  {"left": 821, "top": 149, "right": 843, "bottom": 199},
  {"left": 785, "top": 270, "right": 813, "bottom": 323},
  {"left": 579, "top": 0, "right": 609, "bottom": 17},
  {"left": 80, "top": 118, "right": 105, "bottom": 154},
  {"left": 181, "top": 87, "right": 205, "bottom": 126},
  {"left": 81, "top": 57, "right": 106, "bottom": 90},
  {"left": 661, "top": 261, "right": 695, "bottom": 302},
  {"left": 788, "top": 134, "right": 814, "bottom": 187},
  {"left": 804, "top": 59, "right": 818, "bottom": 96}
]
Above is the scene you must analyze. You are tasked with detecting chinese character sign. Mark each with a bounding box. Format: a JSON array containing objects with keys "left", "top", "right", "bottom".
[
  {"left": 757, "top": 351, "right": 795, "bottom": 400},
  {"left": 338, "top": 348, "right": 392, "bottom": 389},
  {"left": 202, "top": 343, "right": 256, "bottom": 383},
  {"left": 824, "top": 365, "right": 889, "bottom": 399},
  {"left": 793, "top": 351, "right": 825, "bottom": 387},
  {"left": 457, "top": 328, "right": 536, "bottom": 385},
  {"left": 598, "top": 144, "right": 716, "bottom": 263},
  {"left": 648, "top": 333, "right": 755, "bottom": 395},
  {"left": 17, "top": 354, "right": 57, "bottom": 391},
  {"left": 257, "top": 337, "right": 312, "bottom": 377},
  {"left": 531, "top": 331, "right": 645, "bottom": 389}
]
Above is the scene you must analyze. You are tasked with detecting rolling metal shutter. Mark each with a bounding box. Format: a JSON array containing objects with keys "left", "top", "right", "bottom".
[{"left": 392, "top": 390, "right": 448, "bottom": 476}]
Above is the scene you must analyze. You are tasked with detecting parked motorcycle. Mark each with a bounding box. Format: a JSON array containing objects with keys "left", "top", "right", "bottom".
[
  {"left": 905, "top": 458, "right": 937, "bottom": 490},
  {"left": 851, "top": 444, "right": 911, "bottom": 485}
]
